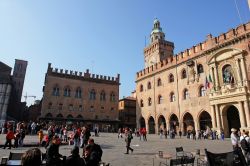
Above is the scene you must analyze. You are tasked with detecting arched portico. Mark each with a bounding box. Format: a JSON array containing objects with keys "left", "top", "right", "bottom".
[
  {"left": 158, "top": 115, "right": 166, "bottom": 130},
  {"left": 169, "top": 114, "right": 179, "bottom": 132},
  {"left": 198, "top": 111, "right": 212, "bottom": 131},
  {"left": 139, "top": 117, "right": 146, "bottom": 128},
  {"left": 182, "top": 112, "right": 194, "bottom": 134},
  {"left": 148, "top": 116, "right": 155, "bottom": 134},
  {"left": 222, "top": 105, "right": 241, "bottom": 137}
]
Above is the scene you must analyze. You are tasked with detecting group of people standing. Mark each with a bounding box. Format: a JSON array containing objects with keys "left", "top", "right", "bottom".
[{"left": 231, "top": 128, "right": 250, "bottom": 164}]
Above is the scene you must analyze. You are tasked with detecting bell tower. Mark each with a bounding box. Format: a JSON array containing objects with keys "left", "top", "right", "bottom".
[{"left": 144, "top": 19, "right": 174, "bottom": 68}]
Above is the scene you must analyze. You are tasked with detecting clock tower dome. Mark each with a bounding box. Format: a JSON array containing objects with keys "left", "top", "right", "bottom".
[{"left": 144, "top": 19, "right": 174, "bottom": 68}]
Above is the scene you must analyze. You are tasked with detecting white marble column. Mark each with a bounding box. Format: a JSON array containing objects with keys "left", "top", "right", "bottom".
[
  {"left": 211, "top": 105, "right": 217, "bottom": 129},
  {"left": 214, "top": 65, "right": 220, "bottom": 90},
  {"left": 210, "top": 67, "right": 215, "bottom": 90},
  {"left": 239, "top": 101, "right": 246, "bottom": 128},
  {"left": 145, "top": 122, "right": 149, "bottom": 134},
  {"left": 240, "top": 58, "right": 247, "bottom": 85},
  {"left": 235, "top": 58, "right": 243, "bottom": 86},
  {"left": 244, "top": 101, "right": 250, "bottom": 127},
  {"left": 215, "top": 104, "right": 221, "bottom": 129}
]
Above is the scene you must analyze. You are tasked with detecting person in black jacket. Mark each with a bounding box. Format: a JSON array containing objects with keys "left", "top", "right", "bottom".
[
  {"left": 83, "top": 144, "right": 99, "bottom": 166},
  {"left": 46, "top": 135, "right": 63, "bottom": 166},
  {"left": 87, "top": 138, "right": 103, "bottom": 162},
  {"left": 64, "top": 146, "right": 85, "bottom": 166}
]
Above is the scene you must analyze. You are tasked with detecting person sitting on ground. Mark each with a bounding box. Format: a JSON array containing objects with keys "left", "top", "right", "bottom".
[
  {"left": 21, "top": 148, "right": 42, "bottom": 166},
  {"left": 83, "top": 144, "right": 99, "bottom": 166},
  {"left": 64, "top": 146, "right": 85, "bottom": 166},
  {"left": 46, "top": 135, "right": 63, "bottom": 166},
  {"left": 87, "top": 138, "right": 103, "bottom": 162}
]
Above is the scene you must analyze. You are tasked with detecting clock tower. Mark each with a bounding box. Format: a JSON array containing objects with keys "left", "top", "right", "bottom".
[{"left": 144, "top": 19, "right": 174, "bottom": 68}]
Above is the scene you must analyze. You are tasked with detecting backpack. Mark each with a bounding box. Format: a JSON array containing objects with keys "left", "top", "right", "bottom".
[{"left": 240, "top": 136, "right": 249, "bottom": 152}]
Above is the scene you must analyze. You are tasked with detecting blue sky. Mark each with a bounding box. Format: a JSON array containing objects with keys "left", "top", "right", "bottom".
[{"left": 1, "top": 0, "right": 250, "bottom": 106}]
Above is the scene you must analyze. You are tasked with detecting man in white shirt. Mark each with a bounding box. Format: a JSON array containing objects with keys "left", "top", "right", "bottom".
[{"left": 230, "top": 128, "right": 239, "bottom": 150}]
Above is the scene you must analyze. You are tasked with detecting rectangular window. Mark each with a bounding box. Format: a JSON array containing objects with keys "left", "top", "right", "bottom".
[
  {"left": 69, "top": 104, "right": 73, "bottom": 111},
  {"left": 79, "top": 105, "right": 83, "bottom": 111},
  {"left": 90, "top": 106, "right": 94, "bottom": 112}
]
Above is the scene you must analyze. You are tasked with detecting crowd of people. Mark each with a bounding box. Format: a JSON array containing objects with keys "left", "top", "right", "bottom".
[
  {"left": 0, "top": 121, "right": 105, "bottom": 166},
  {"left": 231, "top": 128, "right": 250, "bottom": 164}
]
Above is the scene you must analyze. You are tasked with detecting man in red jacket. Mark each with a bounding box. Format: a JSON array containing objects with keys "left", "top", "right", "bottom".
[{"left": 3, "top": 129, "right": 14, "bottom": 149}]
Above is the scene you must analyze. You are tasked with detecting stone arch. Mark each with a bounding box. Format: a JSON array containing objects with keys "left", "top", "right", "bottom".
[
  {"left": 56, "top": 114, "right": 63, "bottom": 118},
  {"left": 67, "top": 114, "right": 74, "bottom": 119},
  {"left": 45, "top": 113, "right": 53, "bottom": 118},
  {"left": 76, "top": 114, "right": 83, "bottom": 119},
  {"left": 139, "top": 116, "right": 146, "bottom": 128},
  {"left": 169, "top": 113, "right": 179, "bottom": 132},
  {"left": 182, "top": 112, "right": 195, "bottom": 134},
  {"left": 198, "top": 110, "right": 212, "bottom": 131},
  {"left": 148, "top": 116, "right": 155, "bottom": 134},
  {"left": 157, "top": 115, "right": 166, "bottom": 130},
  {"left": 221, "top": 104, "right": 241, "bottom": 137},
  {"left": 207, "top": 48, "right": 243, "bottom": 64}
]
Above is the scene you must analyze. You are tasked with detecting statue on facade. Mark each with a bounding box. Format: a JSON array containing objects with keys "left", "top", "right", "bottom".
[{"left": 223, "top": 68, "right": 234, "bottom": 84}]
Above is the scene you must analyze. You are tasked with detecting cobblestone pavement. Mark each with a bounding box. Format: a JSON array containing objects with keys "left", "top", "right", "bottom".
[{"left": 0, "top": 133, "right": 233, "bottom": 166}]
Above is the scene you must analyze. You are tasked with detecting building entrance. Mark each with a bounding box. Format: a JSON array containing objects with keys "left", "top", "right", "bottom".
[
  {"left": 199, "top": 111, "right": 212, "bottom": 131},
  {"left": 226, "top": 105, "right": 241, "bottom": 134},
  {"left": 148, "top": 116, "right": 155, "bottom": 134}
]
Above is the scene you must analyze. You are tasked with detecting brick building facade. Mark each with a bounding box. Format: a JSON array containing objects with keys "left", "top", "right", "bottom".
[
  {"left": 118, "top": 96, "right": 136, "bottom": 129},
  {"left": 136, "top": 19, "right": 250, "bottom": 137},
  {"left": 40, "top": 63, "right": 120, "bottom": 131}
]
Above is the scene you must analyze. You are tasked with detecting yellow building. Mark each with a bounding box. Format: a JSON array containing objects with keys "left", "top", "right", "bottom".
[
  {"left": 40, "top": 63, "right": 120, "bottom": 131},
  {"left": 136, "top": 19, "right": 250, "bottom": 137}
]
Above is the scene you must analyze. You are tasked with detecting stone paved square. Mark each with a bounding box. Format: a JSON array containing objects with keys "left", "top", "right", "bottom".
[{"left": 0, "top": 132, "right": 233, "bottom": 166}]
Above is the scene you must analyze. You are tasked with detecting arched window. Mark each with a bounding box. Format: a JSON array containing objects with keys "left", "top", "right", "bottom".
[
  {"left": 148, "top": 97, "right": 152, "bottom": 106},
  {"left": 181, "top": 69, "right": 187, "bottom": 79},
  {"left": 169, "top": 74, "right": 174, "bottom": 83},
  {"left": 140, "top": 84, "right": 143, "bottom": 92},
  {"left": 157, "top": 78, "right": 162, "bottom": 86},
  {"left": 222, "top": 64, "right": 234, "bottom": 84},
  {"left": 64, "top": 87, "right": 71, "bottom": 97},
  {"left": 52, "top": 86, "right": 60, "bottom": 96},
  {"left": 170, "top": 92, "right": 175, "bottom": 102},
  {"left": 89, "top": 89, "right": 96, "bottom": 100},
  {"left": 147, "top": 82, "right": 151, "bottom": 89},
  {"left": 100, "top": 90, "right": 106, "bottom": 101},
  {"left": 197, "top": 64, "right": 204, "bottom": 74},
  {"left": 110, "top": 92, "right": 115, "bottom": 102},
  {"left": 140, "top": 99, "right": 144, "bottom": 107},
  {"left": 199, "top": 86, "right": 206, "bottom": 97},
  {"left": 183, "top": 89, "right": 189, "bottom": 100},
  {"left": 75, "top": 87, "right": 82, "bottom": 98},
  {"left": 158, "top": 95, "right": 163, "bottom": 104}
]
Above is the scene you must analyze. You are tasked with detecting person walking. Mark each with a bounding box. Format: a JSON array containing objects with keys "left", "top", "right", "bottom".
[
  {"left": 231, "top": 128, "right": 239, "bottom": 151},
  {"left": 3, "top": 129, "right": 14, "bottom": 149},
  {"left": 124, "top": 128, "right": 134, "bottom": 154}
]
